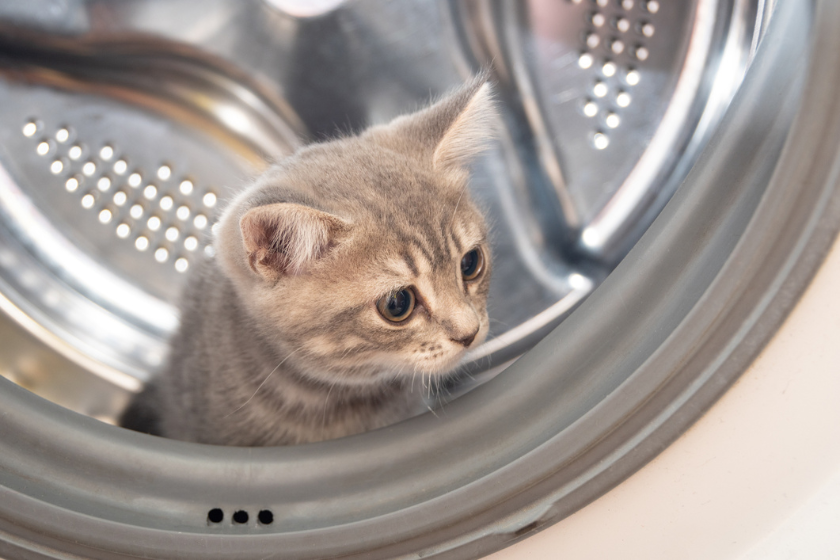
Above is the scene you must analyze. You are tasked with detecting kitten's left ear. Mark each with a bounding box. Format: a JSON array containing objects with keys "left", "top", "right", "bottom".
[
  {"left": 239, "top": 203, "right": 350, "bottom": 280},
  {"left": 431, "top": 81, "right": 496, "bottom": 170},
  {"left": 379, "top": 76, "right": 498, "bottom": 171}
]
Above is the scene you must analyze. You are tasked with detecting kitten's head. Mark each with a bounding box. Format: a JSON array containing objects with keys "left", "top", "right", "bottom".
[{"left": 217, "top": 77, "right": 496, "bottom": 387}]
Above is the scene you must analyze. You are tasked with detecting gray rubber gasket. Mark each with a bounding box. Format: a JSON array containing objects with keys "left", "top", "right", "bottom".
[{"left": 2, "top": 0, "right": 840, "bottom": 558}]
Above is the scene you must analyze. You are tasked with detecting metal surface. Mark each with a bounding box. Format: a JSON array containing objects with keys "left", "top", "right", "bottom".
[
  {"left": 452, "top": 0, "right": 762, "bottom": 261},
  {"left": 3, "top": 1, "right": 840, "bottom": 560},
  {"left": 0, "top": 0, "right": 763, "bottom": 414}
]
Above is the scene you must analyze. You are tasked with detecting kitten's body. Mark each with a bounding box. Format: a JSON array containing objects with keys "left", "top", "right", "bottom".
[
  {"left": 122, "top": 78, "right": 496, "bottom": 446},
  {"left": 130, "top": 262, "right": 418, "bottom": 446}
]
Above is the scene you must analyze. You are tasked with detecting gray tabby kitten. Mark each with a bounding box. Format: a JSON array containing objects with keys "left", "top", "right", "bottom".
[{"left": 121, "top": 77, "right": 496, "bottom": 446}]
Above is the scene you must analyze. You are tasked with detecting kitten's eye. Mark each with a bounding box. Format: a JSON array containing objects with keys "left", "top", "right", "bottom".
[
  {"left": 377, "top": 288, "right": 416, "bottom": 323},
  {"left": 461, "top": 248, "right": 484, "bottom": 281}
]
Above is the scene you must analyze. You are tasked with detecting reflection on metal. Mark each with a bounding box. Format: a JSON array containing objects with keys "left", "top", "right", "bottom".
[
  {"left": 0, "top": 0, "right": 766, "bottom": 420},
  {"left": 453, "top": 0, "right": 765, "bottom": 261},
  {"left": 263, "top": 0, "right": 347, "bottom": 18},
  {"left": 582, "top": 0, "right": 764, "bottom": 254},
  {"left": 581, "top": 0, "right": 720, "bottom": 252},
  {"left": 501, "top": 0, "right": 579, "bottom": 230}
]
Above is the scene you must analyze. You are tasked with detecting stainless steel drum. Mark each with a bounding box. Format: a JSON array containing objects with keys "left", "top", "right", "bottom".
[
  {"left": 3, "top": 2, "right": 838, "bottom": 559},
  {"left": 0, "top": 0, "right": 768, "bottom": 421}
]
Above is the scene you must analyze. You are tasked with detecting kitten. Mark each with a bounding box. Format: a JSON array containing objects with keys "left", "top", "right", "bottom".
[{"left": 120, "top": 77, "right": 496, "bottom": 446}]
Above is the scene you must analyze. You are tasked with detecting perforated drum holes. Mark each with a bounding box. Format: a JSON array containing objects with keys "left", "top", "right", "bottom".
[
  {"left": 20, "top": 118, "right": 221, "bottom": 274},
  {"left": 578, "top": 52, "right": 594, "bottom": 69},
  {"left": 232, "top": 510, "right": 249, "bottom": 524},
  {"left": 68, "top": 145, "right": 83, "bottom": 160},
  {"left": 571, "top": 0, "right": 656, "bottom": 147},
  {"left": 593, "top": 132, "right": 610, "bottom": 150},
  {"left": 113, "top": 191, "right": 128, "bottom": 206},
  {"left": 55, "top": 127, "right": 71, "bottom": 143},
  {"left": 258, "top": 510, "right": 274, "bottom": 525},
  {"left": 22, "top": 120, "right": 39, "bottom": 137},
  {"left": 193, "top": 214, "right": 208, "bottom": 229}
]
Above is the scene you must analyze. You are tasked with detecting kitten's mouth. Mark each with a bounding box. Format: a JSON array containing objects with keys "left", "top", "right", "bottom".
[{"left": 412, "top": 337, "right": 487, "bottom": 377}]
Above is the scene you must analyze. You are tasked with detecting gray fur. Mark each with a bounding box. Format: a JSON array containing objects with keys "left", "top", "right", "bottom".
[{"left": 121, "top": 77, "right": 496, "bottom": 446}]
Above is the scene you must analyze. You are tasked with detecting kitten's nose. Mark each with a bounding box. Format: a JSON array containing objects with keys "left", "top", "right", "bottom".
[{"left": 451, "top": 328, "right": 478, "bottom": 348}]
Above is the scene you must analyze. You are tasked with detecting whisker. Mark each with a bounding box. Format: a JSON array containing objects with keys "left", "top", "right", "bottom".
[
  {"left": 321, "top": 382, "right": 336, "bottom": 428},
  {"left": 488, "top": 317, "right": 513, "bottom": 329},
  {"left": 411, "top": 364, "right": 418, "bottom": 393},
  {"left": 449, "top": 183, "right": 468, "bottom": 228},
  {"left": 225, "top": 348, "right": 300, "bottom": 418}
]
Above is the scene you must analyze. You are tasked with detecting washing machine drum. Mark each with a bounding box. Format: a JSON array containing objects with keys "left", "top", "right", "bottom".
[{"left": 1, "top": 0, "right": 839, "bottom": 558}]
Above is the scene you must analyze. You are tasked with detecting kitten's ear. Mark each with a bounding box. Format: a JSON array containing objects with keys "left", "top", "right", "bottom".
[
  {"left": 383, "top": 76, "right": 497, "bottom": 171},
  {"left": 431, "top": 81, "right": 496, "bottom": 170},
  {"left": 240, "top": 203, "right": 349, "bottom": 280}
]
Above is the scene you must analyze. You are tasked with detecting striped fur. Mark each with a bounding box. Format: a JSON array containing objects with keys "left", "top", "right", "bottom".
[{"left": 121, "top": 77, "right": 496, "bottom": 446}]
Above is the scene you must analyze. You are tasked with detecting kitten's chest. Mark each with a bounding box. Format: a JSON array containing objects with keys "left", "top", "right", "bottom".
[{"left": 226, "top": 373, "right": 416, "bottom": 445}]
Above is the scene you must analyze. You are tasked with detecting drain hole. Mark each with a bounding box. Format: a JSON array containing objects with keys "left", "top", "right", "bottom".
[
  {"left": 207, "top": 508, "right": 224, "bottom": 524},
  {"left": 258, "top": 509, "right": 274, "bottom": 525},
  {"left": 232, "top": 510, "right": 249, "bottom": 524}
]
